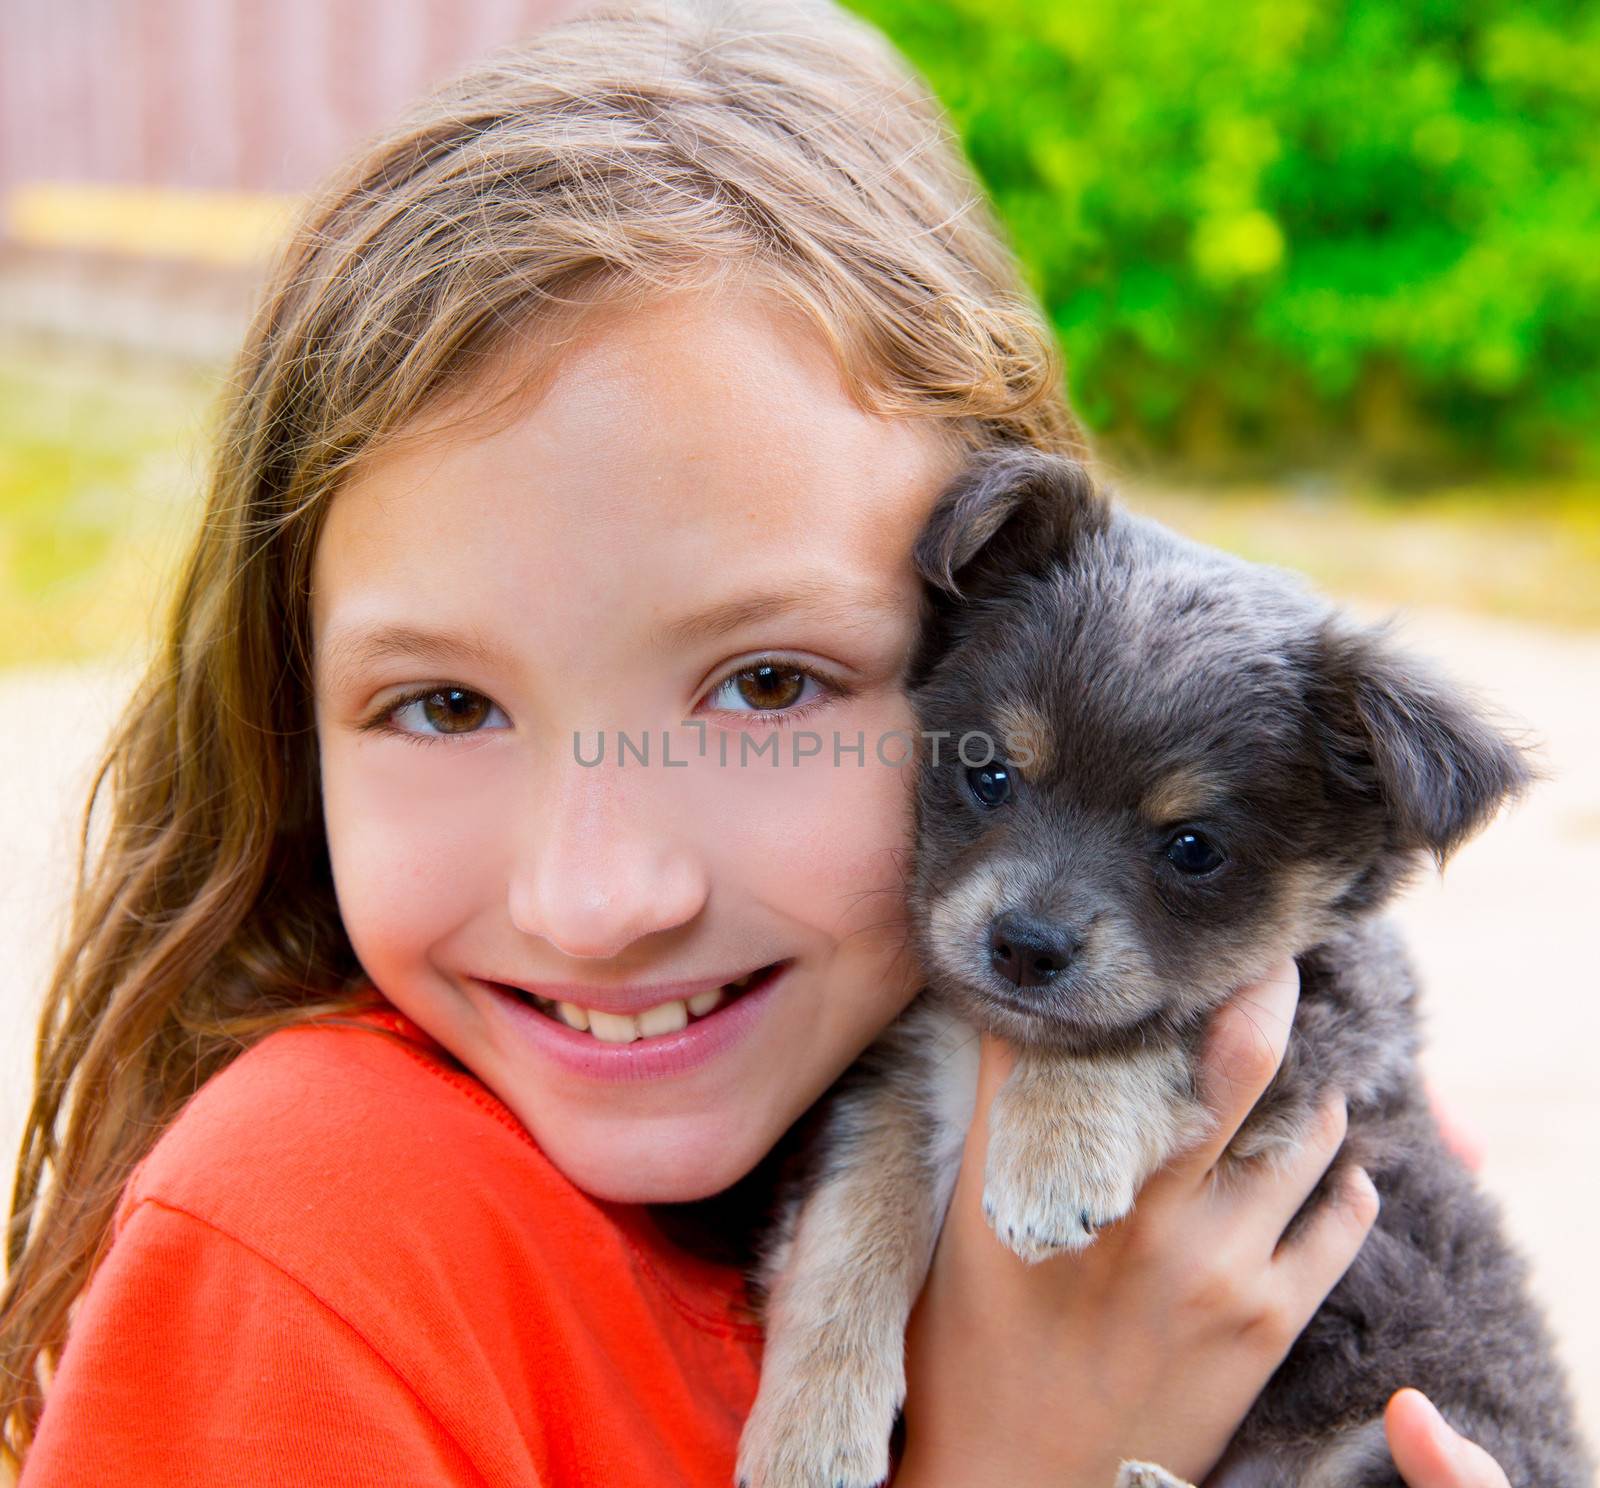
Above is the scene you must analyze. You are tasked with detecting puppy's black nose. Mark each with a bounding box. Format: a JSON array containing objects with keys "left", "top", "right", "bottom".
[{"left": 989, "top": 911, "right": 1081, "bottom": 989}]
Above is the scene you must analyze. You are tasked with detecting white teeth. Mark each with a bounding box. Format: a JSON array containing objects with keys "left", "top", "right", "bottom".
[
  {"left": 636, "top": 1000, "right": 689, "bottom": 1037},
  {"left": 524, "top": 966, "right": 777, "bottom": 1040},
  {"left": 586, "top": 1009, "right": 641, "bottom": 1044}
]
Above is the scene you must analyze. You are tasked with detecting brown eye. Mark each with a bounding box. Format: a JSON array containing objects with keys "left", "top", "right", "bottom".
[
  {"left": 733, "top": 664, "right": 806, "bottom": 711},
  {"left": 367, "top": 685, "right": 509, "bottom": 743},
  {"left": 420, "top": 688, "right": 492, "bottom": 733}
]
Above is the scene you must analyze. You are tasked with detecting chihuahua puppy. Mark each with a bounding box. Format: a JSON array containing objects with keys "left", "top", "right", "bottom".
[{"left": 735, "top": 445, "right": 1591, "bottom": 1488}]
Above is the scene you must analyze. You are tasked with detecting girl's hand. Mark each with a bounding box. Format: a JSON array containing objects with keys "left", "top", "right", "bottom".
[
  {"left": 1385, "top": 1389, "right": 1512, "bottom": 1488},
  {"left": 896, "top": 955, "right": 1381, "bottom": 1487}
]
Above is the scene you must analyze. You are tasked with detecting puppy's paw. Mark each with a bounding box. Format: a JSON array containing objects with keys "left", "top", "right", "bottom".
[
  {"left": 1115, "top": 1461, "right": 1197, "bottom": 1488},
  {"left": 736, "top": 1357, "right": 900, "bottom": 1488},
  {"left": 982, "top": 1137, "right": 1138, "bottom": 1262}
]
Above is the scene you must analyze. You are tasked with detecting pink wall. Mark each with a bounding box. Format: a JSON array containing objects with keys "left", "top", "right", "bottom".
[{"left": 0, "top": 0, "right": 577, "bottom": 194}]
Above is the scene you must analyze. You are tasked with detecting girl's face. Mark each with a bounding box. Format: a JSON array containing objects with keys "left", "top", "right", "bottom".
[{"left": 312, "top": 288, "right": 967, "bottom": 1202}]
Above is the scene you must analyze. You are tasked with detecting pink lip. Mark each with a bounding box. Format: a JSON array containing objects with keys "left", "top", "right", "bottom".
[
  {"left": 477, "top": 961, "right": 793, "bottom": 1083},
  {"left": 480, "top": 966, "right": 778, "bottom": 1017}
]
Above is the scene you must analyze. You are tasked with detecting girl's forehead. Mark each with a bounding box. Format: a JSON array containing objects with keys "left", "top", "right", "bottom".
[
  {"left": 316, "top": 292, "right": 965, "bottom": 581},
  {"left": 399, "top": 290, "right": 958, "bottom": 492},
  {"left": 309, "top": 292, "right": 966, "bottom": 662}
]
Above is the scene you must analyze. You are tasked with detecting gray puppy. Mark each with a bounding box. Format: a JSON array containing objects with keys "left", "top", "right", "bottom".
[{"left": 736, "top": 445, "right": 1592, "bottom": 1488}]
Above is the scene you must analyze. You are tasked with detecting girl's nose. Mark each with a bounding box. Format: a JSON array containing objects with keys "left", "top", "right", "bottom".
[{"left": 506, "top": 758, "right": 709, "bottom": 959}]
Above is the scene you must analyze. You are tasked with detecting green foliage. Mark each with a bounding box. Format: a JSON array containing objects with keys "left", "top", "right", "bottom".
[{"left": 840, "top": 0, "right": 1600, "bottom": 480}]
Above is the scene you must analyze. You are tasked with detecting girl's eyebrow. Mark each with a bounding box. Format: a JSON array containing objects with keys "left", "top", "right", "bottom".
[
  {"left": 318, "top": 578, "right": 908, "bottom": 689},
  {"left": 317, "top": 624, "right": 511, "bottom": 690},
  {"left": 653, "top": 578, "right": 908, "bottom": 651}
]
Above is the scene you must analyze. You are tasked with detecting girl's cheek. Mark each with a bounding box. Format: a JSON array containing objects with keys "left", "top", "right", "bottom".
[
  {"left": 318, "top": 692, "right": 919, "bottom": 975},
  {"left": 320, "top": 735, "right": 517, "bottom": 969},
  {"left": 674, "top": 702, "right": 918, "bottom": 938}
]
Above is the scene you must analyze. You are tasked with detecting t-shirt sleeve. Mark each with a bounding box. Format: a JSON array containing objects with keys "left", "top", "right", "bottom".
[{"left": 21, "top": 1198, "right": 491, "bottom": 1488}]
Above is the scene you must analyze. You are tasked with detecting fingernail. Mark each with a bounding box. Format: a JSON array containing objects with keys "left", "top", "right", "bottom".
[
  {"left": 1406, "top": 1390, "right": 1462, "bottom": 1456},
  {"left": 1405, "top": 1388, "right": 1436, "bottom": 1419}
]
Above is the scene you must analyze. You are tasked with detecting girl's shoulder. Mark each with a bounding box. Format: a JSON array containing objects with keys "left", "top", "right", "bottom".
[
  {"left": 115, "top": 1000, "right": 547, "bottom": 1265},
  {"left": 33, "top": 1003, "right": 764, "bottom": 1486},
  {"left": 117, "top": 1000, "right": 755, "bottom": 1334}
]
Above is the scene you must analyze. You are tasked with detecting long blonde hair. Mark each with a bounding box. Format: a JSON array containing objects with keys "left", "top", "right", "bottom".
[{"left": 0, "top": 0, "right": 1087, "bottom": 1468}]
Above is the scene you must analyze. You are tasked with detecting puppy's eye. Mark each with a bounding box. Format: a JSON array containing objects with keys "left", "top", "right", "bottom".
[
  {"left": 1166, "top": 830, "right": 1225, "bottom": 874},
  {"left": 966, "top": 763, "right": 1012, "bottom": 808}
]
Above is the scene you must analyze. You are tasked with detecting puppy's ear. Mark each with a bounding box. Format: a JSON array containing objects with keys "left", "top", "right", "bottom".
[
  {"left": 1307, "top": 614, "right": 1545, "bottom": 866},
  {"left": 912, "top": 444, "right": 1110, "bottom": 603}
]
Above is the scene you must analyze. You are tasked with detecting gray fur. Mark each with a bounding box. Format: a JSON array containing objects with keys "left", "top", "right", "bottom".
[{"left": 737, "top": 446, "right": 1592, "bottom": 1488}]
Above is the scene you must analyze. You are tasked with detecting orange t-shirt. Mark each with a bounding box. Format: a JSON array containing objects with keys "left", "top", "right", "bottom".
[{"left": 20, "top": 1004, "right": 766, "bottom": 1487}]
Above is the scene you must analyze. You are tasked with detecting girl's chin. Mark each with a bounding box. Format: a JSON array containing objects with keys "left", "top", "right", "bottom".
[{"left": 528, "top": 1108, "right": 781, "bottom": 1205}]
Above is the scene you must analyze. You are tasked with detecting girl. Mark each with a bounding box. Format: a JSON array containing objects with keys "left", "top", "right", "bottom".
[{"left": 1, "top": 1, "right": 1515, "bottom": 1483}]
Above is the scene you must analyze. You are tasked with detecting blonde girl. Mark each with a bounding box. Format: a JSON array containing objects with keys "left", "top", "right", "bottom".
[{"left": 1, "top": 1, "right": 1512, "bottom": 1482}]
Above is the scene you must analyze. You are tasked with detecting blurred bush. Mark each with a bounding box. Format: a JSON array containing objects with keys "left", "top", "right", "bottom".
[{"left": 845, "top": 0, "right": 1600, "bottom": 483}]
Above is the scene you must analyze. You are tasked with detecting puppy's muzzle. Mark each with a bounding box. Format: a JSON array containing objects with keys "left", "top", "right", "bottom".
[{"left": 989, "top": 909, "right": 1083, "bottom": 989}]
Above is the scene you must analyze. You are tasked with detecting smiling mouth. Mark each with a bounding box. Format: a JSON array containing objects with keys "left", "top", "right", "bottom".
[{"left": 489, "top": 961, "right": 791, "bottom": 1044}]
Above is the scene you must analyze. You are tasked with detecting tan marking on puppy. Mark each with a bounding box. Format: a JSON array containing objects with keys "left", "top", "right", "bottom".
[
  {"left": 991, "top": 697, "right": 1054, "bottom": 775},
  {"left": 983, "top": 1042, "right": 1212, "bottom": 1261},
  {"left": 1145, "top": 859, "right": 1364, "bottom": 1032},
  {"left": 925, "top": 861, "right": 1016, "bottom": 983},
  {"left": 1141, "top": 764, "right": 1225, "bottom": 825},
  {"left": 737, "top": 1042, "right": 946, "bottom": 1488},
  {"left": 1267, "top": 859, "right": 1366, "bottom": 955},
  {"left": 1079, "top": 913, "right": 1170, "bottom": 1024}
]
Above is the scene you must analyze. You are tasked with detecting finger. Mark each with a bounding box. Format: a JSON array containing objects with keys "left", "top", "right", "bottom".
[
  {"left": 1166, "top": 955, "right": 1300, "bottom": 1184},
  {"left": 1266, "top": 1164, "right": 1379, "bottom": 1339},
  {"left": 956, "top": 1032, "right": 1019, "bottom": 1180},
  {"left": 1213, "top": 1090, "right": 1349, "bottom": 1254},
  {"left": 1385, "top": 1389, "right": 1511, "bottom": 1488},
  {"left": 975, "top": 1028, "right": 1019, "bottom": 1103}
]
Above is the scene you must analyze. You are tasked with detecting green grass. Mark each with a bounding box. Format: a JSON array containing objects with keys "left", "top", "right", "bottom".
[
  {"left": 0, "top": 347, "right": 216, "bottom": 669},
  {"left": 2, "top": 346, "right": 1597, "bottom": 676}
]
